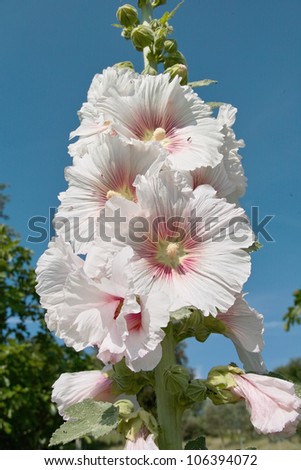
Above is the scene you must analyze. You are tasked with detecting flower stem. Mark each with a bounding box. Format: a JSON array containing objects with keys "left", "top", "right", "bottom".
[
  {"left": 140, "top": 0, "right": 157, "bottom": 73},
  {"left": 154, "top": 324, "right": 183, "bottom": 449}
]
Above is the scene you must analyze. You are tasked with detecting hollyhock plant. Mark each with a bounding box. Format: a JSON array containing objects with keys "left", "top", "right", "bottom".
[{"left": 35, "top": 0, "right": 301, "bottom": 451}]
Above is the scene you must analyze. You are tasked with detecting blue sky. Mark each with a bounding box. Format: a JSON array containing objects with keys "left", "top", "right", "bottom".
[{"left": 1, "top": 0, "right": 301, "bottom": 377}]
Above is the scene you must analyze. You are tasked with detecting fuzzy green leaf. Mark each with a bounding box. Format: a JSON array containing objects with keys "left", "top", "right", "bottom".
[
  {"left": 49, "top": 400, "right": 119, "bottom": 446},
  {"left": 185, "top": 436, "right": 208, "bottom": 450}
]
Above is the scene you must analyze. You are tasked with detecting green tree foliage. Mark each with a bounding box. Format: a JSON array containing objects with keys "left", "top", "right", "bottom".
[
  {"left": 0, "top": 185, "right": 99, "bottom": 449},
  {"left": 283, "top": 289, "right": 301, "bottom": 331}
]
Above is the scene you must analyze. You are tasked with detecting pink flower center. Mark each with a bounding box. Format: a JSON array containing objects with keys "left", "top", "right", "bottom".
[
  {"left": 155, "top": 240, "right": 187, "bottom": 269},
  {"left": 125, "top": 312, "right": 142, "bottom": 332},
  {"left": 106, "top": 183, "right": 136, "bottom": 201},
  {"left": 143, "top": 127, "right": 168, "bottom": 144}
]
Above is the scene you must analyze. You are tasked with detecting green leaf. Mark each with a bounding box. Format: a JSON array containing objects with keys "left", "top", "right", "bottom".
[
  {"left": 159, "top": 1, "right": 184, "bottom": 25},
  {"left": 188, "top": 79, "right": 218, "bottom": 88},
  {"left": 49, "top": 400, "right": 119, "bottom": 446},
  {"left": 185, "top": 436, "right": 208, "bottom": 450}
]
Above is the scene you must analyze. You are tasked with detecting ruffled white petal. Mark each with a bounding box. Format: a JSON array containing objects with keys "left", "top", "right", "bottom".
[
  {"left": 217, "top": 294, "right": 264, "bottom": 353},
  {"left": 35, "top": 237, "right": 83, "bottom": 331}
]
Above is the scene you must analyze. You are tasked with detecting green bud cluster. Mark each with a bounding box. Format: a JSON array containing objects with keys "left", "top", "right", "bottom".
[{"left": 115, "top": 1, "right": 188, "bottom": 84}]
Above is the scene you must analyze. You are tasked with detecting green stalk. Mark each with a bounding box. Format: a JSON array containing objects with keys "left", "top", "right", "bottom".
[
  {"left": 154, "top": 324, "right": 183, "bottom": 449},
  {"left": 140, "top": 0, "right": 157, "bottom": 73}
]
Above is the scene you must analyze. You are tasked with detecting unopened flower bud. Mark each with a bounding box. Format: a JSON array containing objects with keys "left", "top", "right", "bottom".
[
  {"left": 164, "top": 39, "right": 178, "bottom": 53},
  {"left": 117, "top": 4, "right": 139, "bottom": 28},
  {"left": 164, "top": 51, "right": 186, "bottom": 68},
  {"left": 115, "top": 399, "right": 135, "bottom": 418},
  {"left": 205, "top": 365, "right": 243, "bottom": 405},
  {"left": 164, "top": 63, "right": 188, "bottom": 85},
  {"left": 131, "top": 24, "right": 155, "bottom": 50}
]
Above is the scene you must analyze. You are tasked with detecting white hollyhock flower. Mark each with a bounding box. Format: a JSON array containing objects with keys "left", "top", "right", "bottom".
[
  {"left": 75, "top": 71, "right": 224, "bottom": 170},
  {"left": 69, "top": 67, "right": 137, "bottom": 158},
  {"left": 217, "top": 293, "right": 265, "bottom": 372},
  {"left": 35, "top": 236, "right": 83, "bottom": 332},
  {"left": 102, "top": 171, "right": 253, "bottom": 315},
  {"left": 231, "top": 373, "right": 301, "bottom": 437},
  {"left": 52, "top": 369, "right": 117, "bottom": 419},
  {"left": 36, "top": 238, "right": 169, "bottom": 371},
  {"left": 55, "top": 134, "right": 165, "bottom": 254}
]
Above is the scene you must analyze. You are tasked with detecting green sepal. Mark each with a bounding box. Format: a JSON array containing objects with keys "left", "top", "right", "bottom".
[
  {"left": 163, "top": 364, "right": 190, "bottom": 395},
  {"left": 49, "top": 400, "right": 119, "bottom": 446},
  {"left": 112, "top": 359, "right": 150, "bottom": 395},
  {"left": 188, "top": 79, "right": 218, "bottom": 88},
  {"left": 118, "top": 408, "right": 158, "bottom": 442},
  {"left": 185, "top": 436, "right": 208, "bottom": 450},
  {"left": 185, "top": 379, "right": 207, "bottom": 403}
]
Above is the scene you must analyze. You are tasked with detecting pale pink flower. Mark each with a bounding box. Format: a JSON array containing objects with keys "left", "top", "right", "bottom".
[
  {"left": 102, "top": 171, "right": 253, "bottom": 315},
  {"left": 80, "top": 71, "right": 224, "bottom": 170},
  {"left": 231, "top": 373, "right": 301, "bottom": 437},
  {"left": 55, "top": 133, "right": 165, "bottom": 254},
  {"left": 52, "top": 369, "right": 116, "bottom": 419},
  {"left": 124, "top": 429, "right": 158, "bottom": 450}
]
